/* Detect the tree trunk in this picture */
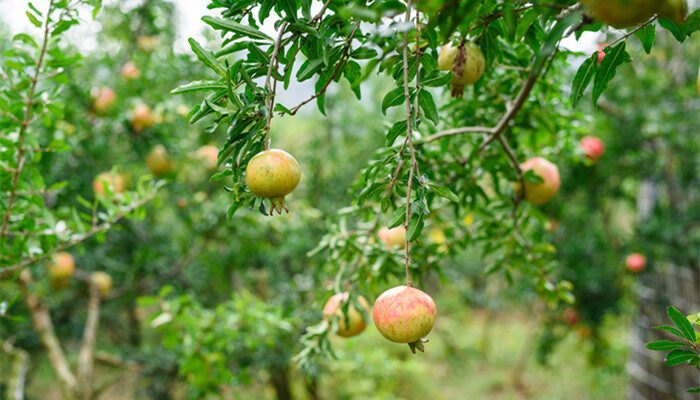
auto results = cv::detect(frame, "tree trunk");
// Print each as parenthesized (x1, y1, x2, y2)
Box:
(269, 365, 293, 400)
(1, 340, 29, 400)
(305, 376, 321, 400)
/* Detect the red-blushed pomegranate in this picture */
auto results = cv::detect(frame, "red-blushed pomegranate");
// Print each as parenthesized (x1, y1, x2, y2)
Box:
(92, 87, 116, 113)
(580, 136, 605, 162)
(121, 61, 141, 80)
(544, 218, 559, 233)
(196, 145, 219, 170)
(626, 253, 646, 273)
(520, 157, 561, 205)
(130, 103, 154, 132)
(373, 286, 436, 353)
(323, 292, 370, 338)
(438, 41, 485, 98)
(146, 145, 174, 176)
(564, 308, 579, 327)
(377, 226, 406, 249)
(48, 252, 75, 280)
(245, 149, 301, 214)
(90, 271, 112, 296)
(596, 44, 607, 64)
(93, 172, 126, 196)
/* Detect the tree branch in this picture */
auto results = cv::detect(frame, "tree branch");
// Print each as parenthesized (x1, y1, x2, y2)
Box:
(77, 284, 102, 398)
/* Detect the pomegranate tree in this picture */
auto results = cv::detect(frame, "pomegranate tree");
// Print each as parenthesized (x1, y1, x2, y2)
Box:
(323, 292, 370, 337)
(437, 41, 485, 98)
(626, 253, 646, 273)
(377, 226, 406, 249)
(580, 136, 605, 162)
(373, 286, 436, 353)
(245, 149, 301, 214)
(520, 157, 560, 205)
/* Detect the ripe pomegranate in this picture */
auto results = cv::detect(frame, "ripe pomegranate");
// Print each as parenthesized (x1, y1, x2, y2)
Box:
(48, 252, 75, 280)
(146, 145, 174, 176)
(377, 226, 406, 249)
(323, 292, 370, 337)
(626, 253, 646, 273)
(520, 157, 561, 205)
(92, 87, 116, 113)
(564, 308, 579, 327)
(373, 286, 436, 353)
(438, 41, 485, 98)
(121, 61, 141, 80)
(196, 145, 219, 170)
(596, 44, 607, 64)
(245, 149, 301, 214)
(130, 103, 155, 132)
(90, 271, 112, 296)
(93, 172, 126, 196)
(580, 136, 605, 162)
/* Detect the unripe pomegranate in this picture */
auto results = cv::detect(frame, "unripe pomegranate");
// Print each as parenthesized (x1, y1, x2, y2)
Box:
(323, 292, 370, 337)
(121, 61, 141, 80)
(146, 145, 175, 176)
(564, 308, 579, 327)
(130, 104, 155, 132)
(245, 149, 301, 214)
(626, 253, 646, 273)
(196, 145, 219, 170)
(438, 41, 485, 98)
(92, 87, 116, 113)
(580, 0, 659, 28)
(90, 271, 112, 296)
(580, 136, 605, 162)
(520, 157, 561, 205)
(596, 44, 607, 65)
(136, 35, 159, 52)
(377, 226, 406, 249)
(48, 252, 75, 280)
(93, 172, 126, 196)
(660, 0, 688, 23)
(373, 286, 436, 353)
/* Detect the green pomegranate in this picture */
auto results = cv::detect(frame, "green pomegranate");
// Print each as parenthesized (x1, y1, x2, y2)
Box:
(245, 149, 301, 214)
(438, 41, 485, 98)
(580, 0, 685, 28)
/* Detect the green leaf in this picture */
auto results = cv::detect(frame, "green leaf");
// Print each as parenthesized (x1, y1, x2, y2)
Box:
(667, 306, 697, 342)
(381, 87, 405, 115)
(634, 24, 655, 54)
(592, 42, 629, 106)
(386, 120, 407, 146)
(665, 349, 697, 366)
(188, 38, 226, 77)
(658, 17, 688, 42)
(653, 325, 684, 338)
(418, 91, 438, 124)
(201, 16, 272, 41)
(407, 213, 423, 242)
(427, 182, 459, 203)
(421, 70, 450, 87)
(570, 53, 597, 107)
(646, 340, 687, 351)
(26, 11, 42, 28)
(171, 81, 227, 94)
(688, 388, 700, 393)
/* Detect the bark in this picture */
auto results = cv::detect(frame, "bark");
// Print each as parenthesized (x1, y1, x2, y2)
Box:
(305, 376, 321, 400)
(269, 365, 293, 400)
(77, 284, 101, 399)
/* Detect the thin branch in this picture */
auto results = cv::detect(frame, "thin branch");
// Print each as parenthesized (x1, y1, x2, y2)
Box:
(263, 22, 290, 150)
(418, 126, 493, 143)
(0, 0, 56, 246)
(77, 284, 102, 398)
(0, 191, 158, 279)
(287, 23, 360, 115)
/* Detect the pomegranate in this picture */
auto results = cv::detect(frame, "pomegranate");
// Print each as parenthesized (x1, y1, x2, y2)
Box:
(544, 218, 559, 233)
(581, 0, 684, 28)
(146, 145, 175, 176)
(48, 252, 75, 280)
(564, 308, 579, 327)
(438, 41, 485, 98)
(136, 35, 159, 52)
(580, 136, 605, 162)
(93, 172, 126, 196)
(626, 253, 646, 273)
(245, 149, 301, 214)
(323, 292, 370, 337)
(373, 285, 436, 353)
(130, 103, 154, 132)
(596, 44, 607, 65)
(90, 271, 112, 296)
(92, 87, 116, 113)
(121, 61, 141, 80)
(377, 226, 406, 249)
(520, 157, 560, 205)
(196, 145, 219, 170)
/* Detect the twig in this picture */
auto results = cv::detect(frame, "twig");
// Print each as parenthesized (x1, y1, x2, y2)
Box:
(263, 22, 289, 150)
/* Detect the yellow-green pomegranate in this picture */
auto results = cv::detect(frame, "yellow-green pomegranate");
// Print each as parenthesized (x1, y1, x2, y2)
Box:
(438, 41, 485, 98)
(323, 292, 370, 337)
(580, 0, 685, 28)
(245, 149, 301, 214)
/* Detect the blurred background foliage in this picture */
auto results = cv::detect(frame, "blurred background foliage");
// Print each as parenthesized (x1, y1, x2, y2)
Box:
(0, 0, 698, 399)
